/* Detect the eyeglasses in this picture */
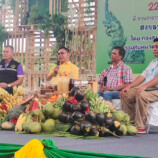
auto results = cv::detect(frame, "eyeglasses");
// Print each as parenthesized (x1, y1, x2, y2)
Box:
(153, 45, 158, 49)
(58, 52, 66, 55)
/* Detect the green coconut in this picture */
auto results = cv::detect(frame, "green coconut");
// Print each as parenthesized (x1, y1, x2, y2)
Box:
(31, 109, 40, 117)
(118, 124, 127, 136)
(22, 114, 33, 132)
(40, 111, 45, 122)
(43, 103, 54, 116)
(123, 113, 130, 123)
(127, 125, 137, 135)
(29, 122, 41, 133)
(51, 108, 62, 119)
(112, 110, 125, 122)
(42, 118, 55, 132)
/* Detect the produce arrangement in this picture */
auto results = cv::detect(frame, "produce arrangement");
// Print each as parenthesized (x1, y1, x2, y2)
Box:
(0, 86, 137, 138)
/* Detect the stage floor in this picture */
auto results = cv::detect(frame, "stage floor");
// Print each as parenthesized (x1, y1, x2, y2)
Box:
(0, 126, 158, 158)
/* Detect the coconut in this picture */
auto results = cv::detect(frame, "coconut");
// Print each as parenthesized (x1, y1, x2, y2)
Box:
(109, 121, 121, 131)
(112, 110, 125, 122)
(42, 119, 55, 132)
(80, 101, 89, 112)
(80, 121, 92, 134)
(70, 87, 80, 96)
(31, 109, 40, 117)
(117, 124, 127, 136)
(29, 122, 41, 133)
(89, 127, 99, 137)
(127, 125, 137, 135)
(104, 117, 114, 127)
(75, 91, 84, 102)
(71, 104, 81, 112)
(62, 101, 72, 112)
(96, 113, 105, 126)
(58, 112, 68, 123)
(43, 103, 54, 116)
(72, 111, 85, 121)
(40, 111, 45, 122)
(123, 113, 130, 123)
(66, 113, 74, 124)
(71, 124, 81, 135)
(85, 112, 96, 124)
(22, 114, 33, 132)
(51, 108, 62, 119)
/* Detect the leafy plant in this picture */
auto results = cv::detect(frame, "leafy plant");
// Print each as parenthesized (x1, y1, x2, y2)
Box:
(8, 0, 16, 12)
(28, 5, 44, 25)
(0, 24, 8, 60)
(51, 13, 68, 48)
(85, 0, 93, 15)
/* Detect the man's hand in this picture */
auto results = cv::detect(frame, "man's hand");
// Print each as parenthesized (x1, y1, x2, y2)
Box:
(120, 87, 130, 98)
(0, 83, 8, 88)
(136, 85, 147, 94)
(100, 86, 113, 92)
(53, 66, 59, 76)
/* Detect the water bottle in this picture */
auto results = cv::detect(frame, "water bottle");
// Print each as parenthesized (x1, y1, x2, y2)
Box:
(57, 74, 63, 95)
(63, 74, 69, 94)
(69, 74, 74, 91)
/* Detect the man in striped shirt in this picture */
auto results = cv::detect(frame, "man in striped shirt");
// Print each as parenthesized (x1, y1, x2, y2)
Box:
(98, 46, 133, 102)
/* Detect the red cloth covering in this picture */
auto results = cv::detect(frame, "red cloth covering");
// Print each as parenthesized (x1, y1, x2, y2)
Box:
(67, 96, 78, 104)
(10, 119, 17, 124)
(0, 102, 7, 111)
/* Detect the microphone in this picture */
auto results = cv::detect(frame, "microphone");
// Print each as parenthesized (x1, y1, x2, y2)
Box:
(57, 61, 60, 66)
(103, 76, 107, 87)
(54, 61, 60, 76)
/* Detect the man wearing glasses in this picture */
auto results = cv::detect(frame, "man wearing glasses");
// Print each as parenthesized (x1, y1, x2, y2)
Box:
(0, 45, 24, 94)
(47, 47, 79, 83)
(120, 38, 158, 134)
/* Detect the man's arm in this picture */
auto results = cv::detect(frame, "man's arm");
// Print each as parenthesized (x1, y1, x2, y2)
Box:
(10, 77, 23, 87)
(0, 77, 23, 88)
(120, 75, 145, 97)
(46, 66, 58, 81)
(136, 75, 158, 93)
(46, 72, 56, 81)
(126, 75, 145, 89)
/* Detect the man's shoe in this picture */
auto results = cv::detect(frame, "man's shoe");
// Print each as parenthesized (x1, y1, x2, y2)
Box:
(137, 129, 147, 134)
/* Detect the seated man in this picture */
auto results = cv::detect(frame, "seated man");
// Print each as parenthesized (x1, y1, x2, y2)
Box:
(120, 38, 158, 134)
(98, 46, 133, 102)
(0, 45, 24, 94)
(47, 47, 79, 84)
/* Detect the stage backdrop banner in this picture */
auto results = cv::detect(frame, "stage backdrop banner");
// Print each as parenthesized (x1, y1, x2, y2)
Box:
(96, 0, 158, 74)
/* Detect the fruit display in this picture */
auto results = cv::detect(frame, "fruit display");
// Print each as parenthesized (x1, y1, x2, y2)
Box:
(0, 88, 24, 112)
(57, 87, 137, 137)
(0, 86, 137, 138)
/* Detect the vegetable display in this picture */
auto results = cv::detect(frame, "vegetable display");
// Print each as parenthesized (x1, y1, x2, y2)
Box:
(0, 87, 137, 138)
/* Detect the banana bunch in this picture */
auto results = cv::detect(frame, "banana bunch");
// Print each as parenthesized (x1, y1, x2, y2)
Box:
(85, 88, 99, 101)
(13, 86, 26, 96)
(99, 97, 116, 111)
(15, 113, 26, 131)
(3, 94, 17, 110)
(89, 97, 110, 113)
(0, 108, 7, 115)
(14, 96, 23, 105)
(0, 88, 9, 100)
(2, 94, 23, 111)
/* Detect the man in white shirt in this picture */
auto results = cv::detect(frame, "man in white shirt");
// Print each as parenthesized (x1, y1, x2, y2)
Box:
(120, 38, 158, 134)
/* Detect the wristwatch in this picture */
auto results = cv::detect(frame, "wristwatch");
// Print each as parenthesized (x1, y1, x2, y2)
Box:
(8, 84, 11, 87)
